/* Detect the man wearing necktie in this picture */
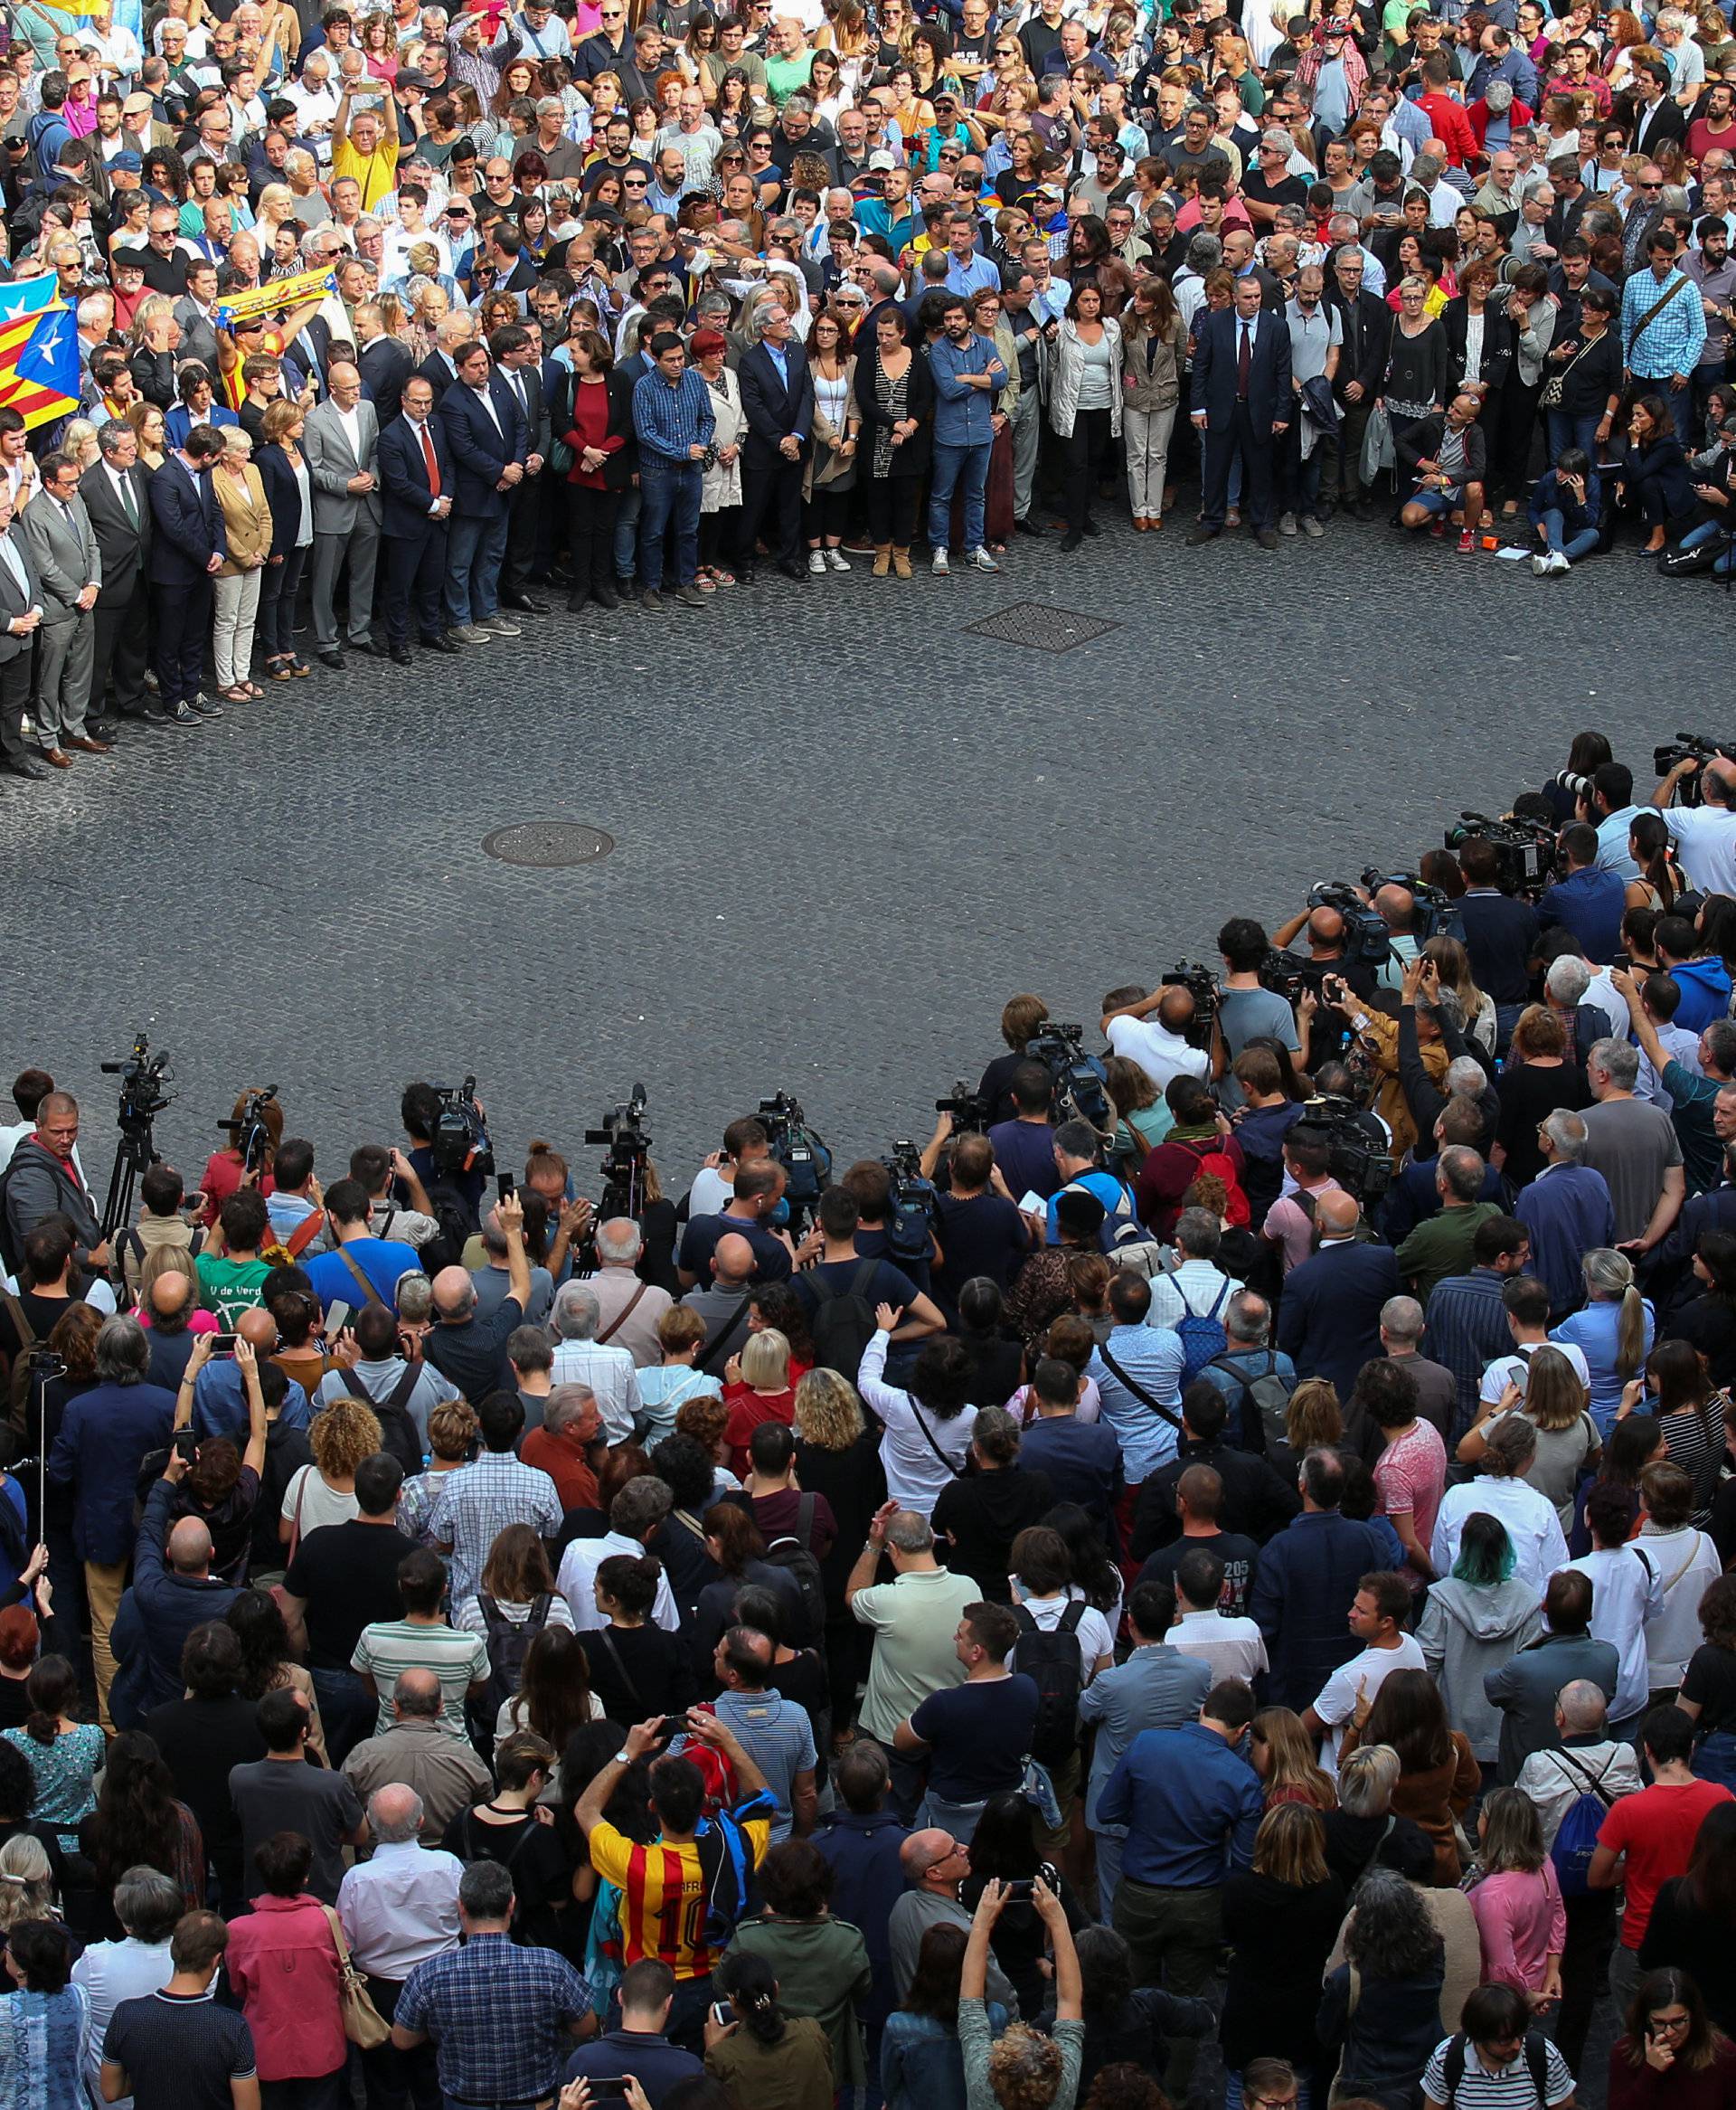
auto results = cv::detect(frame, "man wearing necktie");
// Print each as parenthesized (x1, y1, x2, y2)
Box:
(17, 451, 107, 767)
(80, 421, 156, 739)
(488, 324, 549, 614)
(377, 377, 459, 663)
(1186, 274, 1293, 549)
(0, 487, 46, 782)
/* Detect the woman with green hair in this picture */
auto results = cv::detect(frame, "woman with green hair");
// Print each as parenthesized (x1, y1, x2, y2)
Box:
(1416, 1513, 1544, 1783)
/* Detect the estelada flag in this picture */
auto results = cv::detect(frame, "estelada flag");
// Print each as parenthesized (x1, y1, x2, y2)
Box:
(0, 276, 80, 431)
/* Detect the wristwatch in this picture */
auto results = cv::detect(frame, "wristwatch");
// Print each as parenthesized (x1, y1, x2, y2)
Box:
(609, 1748, 633, 1769)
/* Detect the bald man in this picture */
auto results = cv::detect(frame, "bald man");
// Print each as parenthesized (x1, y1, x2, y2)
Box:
(107, 1436, 245, 1723)
(343, 1668, 492, 1840)
(422, 1189, 532, 1400)
(887, 1829, 1016, 2006)
(337, 1782, 463, 2091)
(1274, 1190, 1401, 1402)
(1654, 752, 1736, 897)
(191, 1304, 313, 1440)
(676, 1228, 760, 1367)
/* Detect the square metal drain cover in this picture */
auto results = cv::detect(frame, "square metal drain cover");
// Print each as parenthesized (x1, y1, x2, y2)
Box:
(964, 601, 1120, 652)
(483, 822, 615, 866)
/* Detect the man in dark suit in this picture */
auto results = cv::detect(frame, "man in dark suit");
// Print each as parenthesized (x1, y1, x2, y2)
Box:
(488, 323, 550, 612)
(377, 376, 458, 665)
(357, 307, 414, 431)
(146, 423, 228, 726)
(1630, 62, 1687, 158)
(736, 301, 816, 582)
(414, 317, 470, 409)
(81, 422, 155, 738)
(1324, 247, 1390, 520)
(437, 337, 529, 644)
(0, 485, 47, 781)
(1275, 1191, 1402, 1404)
(1186, 275, 1293, 549)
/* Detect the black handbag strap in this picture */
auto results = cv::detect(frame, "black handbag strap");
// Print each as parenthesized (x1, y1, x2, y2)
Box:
(908, 1397, 960, 1479)
(589, 1624, 646, 1714)
(1098, 1340, 1184, 1429)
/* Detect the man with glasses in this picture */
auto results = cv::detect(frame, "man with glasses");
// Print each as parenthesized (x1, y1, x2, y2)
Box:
(573, 2, 640, 98)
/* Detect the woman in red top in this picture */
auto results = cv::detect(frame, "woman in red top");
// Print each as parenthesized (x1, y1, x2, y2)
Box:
(1609, 1967, 1736, 2110)
(196, 1087, 282, 1226)
(221, 1831, 346, 2098)
(561, 327, 630, 613)
(723, 1329, 797, 1476)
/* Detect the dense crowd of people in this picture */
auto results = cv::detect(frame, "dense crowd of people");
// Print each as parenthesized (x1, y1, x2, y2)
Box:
(1, 0, 1736, 773)
(10, 733, 1736, 2110)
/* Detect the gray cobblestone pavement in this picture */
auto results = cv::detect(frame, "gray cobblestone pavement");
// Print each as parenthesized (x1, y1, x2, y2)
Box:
(0, 512, 1707, 1198)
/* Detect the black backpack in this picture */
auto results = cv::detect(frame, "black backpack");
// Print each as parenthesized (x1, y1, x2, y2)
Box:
(1013, 1600, 1085, 1767)
(476, 1590, 555, 1722)
(807, 1259, 882, 1377)
(762, 1492, 826, 1645)
(1205, 1350, 1297, 1458)
(340, 1363, 426, 1478)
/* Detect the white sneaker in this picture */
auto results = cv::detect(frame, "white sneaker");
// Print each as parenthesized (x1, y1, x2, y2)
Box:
(969, 546, 1002, 572)
(931, 548, 949, 575)
(1531, 553, 1550, 575)
(825, 548, 851, 572)
(807, 550, 827, 574)
(1278, 511, 1298, 536)
(1551, 550, 1571, 574)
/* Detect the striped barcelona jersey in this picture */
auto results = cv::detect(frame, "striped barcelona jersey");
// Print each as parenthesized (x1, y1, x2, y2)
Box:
(588, 1806, 771, 1980)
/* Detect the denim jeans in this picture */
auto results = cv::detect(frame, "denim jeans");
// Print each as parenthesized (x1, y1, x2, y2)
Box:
(918, 1790, 988, 1845)
(637, 456, 702, 590)
(614, 479, 642, 583)
(1681, 519, 1736, 573)
(445, 509, 508, 626)
(1096, 1828, 1126, 1922)
(1537, 506, 1600, 560)
(310, 1665, 378, 1767)
(1546, 409, 1602, 464)
(928, 438, 991, 551)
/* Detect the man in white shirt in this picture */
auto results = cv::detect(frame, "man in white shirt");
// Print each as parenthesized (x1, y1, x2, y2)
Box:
(336, 1781, 461, 2091)
(1167, 1546, 1269, 1685)
(1431, 1417, 1570, 1591)
(1478, 1275, 1592, 1403)
(550, 1279, 644, 1442)
(1100, 982, 1212, 1094)
(1556, 1481, 1665, 1730)
(1514, 1679, 1642, 1845)
(1301, 1570, 1425, 1775)
(1654, 753, 1736, 896)
(555, 1477, 680, 1632)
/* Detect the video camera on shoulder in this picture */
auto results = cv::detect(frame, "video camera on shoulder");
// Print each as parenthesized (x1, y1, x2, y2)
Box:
(882, 1138, 940, 1266)
(933, 1081, 992, 1132)
(1359, 869, 1463, 943)
(215, 1084, 278, 1174)
(1024, 1021, 1112, 1133)
(1655, 733, 1736, 809)
(429, 1074, 494, 1182)
(756, 1092, 832, 1235)
(1443, 811, 1556, 899)
(1307, 881, 1392, 967)
(1295, 1093, 1392, 1209)
(1159, 962, 1219, 1049)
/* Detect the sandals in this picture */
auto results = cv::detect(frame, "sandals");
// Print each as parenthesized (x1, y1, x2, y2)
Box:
(219, 683, 251, 703)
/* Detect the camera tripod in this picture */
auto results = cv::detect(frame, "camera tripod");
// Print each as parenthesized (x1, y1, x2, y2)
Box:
(99, 1118, 159, 1248)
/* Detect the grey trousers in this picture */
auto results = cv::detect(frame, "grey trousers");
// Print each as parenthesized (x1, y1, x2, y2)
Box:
(33, 610, 91, 745)
(1010, 385, 1042, 523)
(310, 522, 379, 648)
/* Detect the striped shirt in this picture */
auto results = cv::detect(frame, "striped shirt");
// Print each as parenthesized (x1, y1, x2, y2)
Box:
(631, 366, 716, 465)
(1420, 2033, 1574, 2110)
(1621, 265, 1707, 377)
(587, 1801, 772, 1981)
(350, 1618, 489, 1738)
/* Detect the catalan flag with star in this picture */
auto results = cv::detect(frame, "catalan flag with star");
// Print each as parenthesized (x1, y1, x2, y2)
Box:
(0, 276, 81, 432)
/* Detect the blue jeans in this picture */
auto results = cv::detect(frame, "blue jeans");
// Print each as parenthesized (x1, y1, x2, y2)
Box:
(1537, 506, 1600, 560)
(637, 457, 701, 590)
(613, 479, 642, 582)
(928, 438, 991, 551)
(1636, 378, 1698, 444)
(918, 1791, 988, 1844)
(310, 1665, 378, 1767)
(445, 509, 508, 626)
(1681, 518, 1736, 573)
(1547, 409, 1602, 464)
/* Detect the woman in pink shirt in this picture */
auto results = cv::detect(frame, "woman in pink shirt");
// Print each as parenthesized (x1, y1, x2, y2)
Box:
(222, 1831, 346, 2100)
(1467, 1788, 1567, 2009)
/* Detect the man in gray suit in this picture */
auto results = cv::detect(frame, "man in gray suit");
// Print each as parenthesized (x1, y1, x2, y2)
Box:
(302, 359, 382, 668)
(0, 484, 47, 781)
(172, 262, 223, 371)
(16, 451, 106, 767)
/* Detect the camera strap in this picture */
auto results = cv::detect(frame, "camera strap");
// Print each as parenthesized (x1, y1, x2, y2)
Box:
(597, 1280, 649, 1348)
(336, 1249, 388, 1310)
(1096, 1341, 1184, 1430)
(700, 1297, 751, 1374)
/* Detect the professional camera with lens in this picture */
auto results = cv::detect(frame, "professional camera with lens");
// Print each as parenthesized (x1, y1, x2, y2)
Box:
(1159, 964, 1219, 1050)
(100, 1033, 172, 1136)
(1655, 733, 1736, 809)
(1442, 812, 1556, 898)
(933, 1081, 992, 1133)
(882, 1139, 940, 1268)
(429, 1075, 495, 1182)
(1259, 949, 1333, 1005)
(1024, 1022, 1113, 1133)
(757, 1092, 833, 1235)
(585, 1083, 652, 1218)
(216, 1085, 278, 1175)
(1358, 870, 1463, 943)
(1307, 882, 1392, 968)
(1295, 1093, 1392, 1208)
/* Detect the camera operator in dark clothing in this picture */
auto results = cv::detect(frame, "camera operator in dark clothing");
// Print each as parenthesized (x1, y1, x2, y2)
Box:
(921, 1126, 1032, 1303)
(399, 1080, 488, 1236)
(977, 996, 1052, 1123)
(1455, 837, 1543, 1049)
(987, 1063, 1061, 1202)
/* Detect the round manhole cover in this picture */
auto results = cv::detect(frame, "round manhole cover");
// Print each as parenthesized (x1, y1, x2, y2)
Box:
(482, 821, 615, 867)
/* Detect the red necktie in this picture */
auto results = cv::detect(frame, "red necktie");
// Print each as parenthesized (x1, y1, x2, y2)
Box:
(1237, 319, 1251, 399)
(420, 423, 440, 497)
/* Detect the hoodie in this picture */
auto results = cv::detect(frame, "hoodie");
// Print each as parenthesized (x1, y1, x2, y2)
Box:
(1416, 1577, 1544, 1762)
(1671, 954, 1733, 1034)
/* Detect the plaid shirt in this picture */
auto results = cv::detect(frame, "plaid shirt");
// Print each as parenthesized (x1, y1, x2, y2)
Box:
(428, 1452, 561, 1604)
(396, 1931, 591, 2104)
(1622, 263, 1708, 377)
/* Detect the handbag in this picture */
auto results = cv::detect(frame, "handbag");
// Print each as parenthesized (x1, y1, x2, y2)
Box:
(319, 1903, 391, 2048)
(1540, 333, 1594, 411)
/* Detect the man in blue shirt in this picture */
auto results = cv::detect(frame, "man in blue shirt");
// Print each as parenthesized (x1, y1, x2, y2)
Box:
(1538, 823, 1627, 965)
(927, 296, 1005, 577)
(1514, 1112, 1616, 1318)
(942, 216, 1001, 298)
(1089, 1272, 1184, 1491)
(302, 1178, 422, 1314)
(631, 329, 715, 608)
(1097, 1679, 1261, 2093)
(1588, 762, 1641, 881)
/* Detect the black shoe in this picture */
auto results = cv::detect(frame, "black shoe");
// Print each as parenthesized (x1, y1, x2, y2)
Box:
(733, 567, 755, 585)
(641, 588, 664, 610)
(390, 643, 413, 666)
(567, 591, 591, 612)
(317, 650, 345, 669)
(189, 693, 224, 718)
(157, 703, 201, 728)
(420, 633, 461, 654)
(593, 583, 620, 610)
(776, 560, 808, 582)
(1353, 499, 1374, 520)
(501, 593, 546, 613)
(1014, 516, 1045, 537)
(1254, 526, 1279, 550)
(1080, 517, 1100, 536)
(1060, 529, 1082, 552)
(1184, 525, 1220, 546)
(3, 756, 48, 781)
(347, 637, 382, 657)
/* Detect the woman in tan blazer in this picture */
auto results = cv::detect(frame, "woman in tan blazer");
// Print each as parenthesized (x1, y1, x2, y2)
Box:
(212, 426, 272, 700)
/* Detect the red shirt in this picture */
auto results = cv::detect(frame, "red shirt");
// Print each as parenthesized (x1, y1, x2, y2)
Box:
(1415, 91, 1479, 166)
(521, 1424, 600, 1512)
(223, 1894, 346, 2082)
(722, 1386, 797, 1476)
(1599, 1777, 1734, 1949)
(563, 374, 623, 490)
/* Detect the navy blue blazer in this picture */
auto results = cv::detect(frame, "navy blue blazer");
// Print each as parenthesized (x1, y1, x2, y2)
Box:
(1191, 305, 1293, 431)
(1274, 1238, 1401, 1405)
(146, 455, 227, 586)
(378, 412, 456, 539)
(437, 374, 529, 520)
(739, 339, 816, 452)
(254, 440, 307, 563)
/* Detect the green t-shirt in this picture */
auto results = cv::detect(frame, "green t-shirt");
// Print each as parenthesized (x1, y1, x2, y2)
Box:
(764, 49, 815, 107)
(193, 1253, 275, 1324)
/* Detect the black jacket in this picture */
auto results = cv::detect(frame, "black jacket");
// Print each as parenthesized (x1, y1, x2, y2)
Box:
(853, 338, 935, 476)
(1327, 283, 1391, 402)
(1130, 1436, 1302, 1560)
(1440, 294, 1515, 393)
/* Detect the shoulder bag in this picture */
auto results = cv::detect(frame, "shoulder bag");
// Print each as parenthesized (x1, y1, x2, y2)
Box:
(1096, 1340, 1184, 1429)
(317, 1903, 391, 2048)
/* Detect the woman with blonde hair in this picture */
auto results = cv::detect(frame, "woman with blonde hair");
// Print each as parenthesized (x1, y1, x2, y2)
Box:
(211, 426, 270, 701)
(1467, 1787, 1564, 2005)
(400, 1397, 477, 1547)
(1273, 1377, 1341, 1481)
(723, 1329, 796, 1473)
(0, 1833, 56, 1934)
(278, 1397, 382, 1552)
(793, 1368, 885, 1740)
(1421, 935, 1495, 1055)
(1457, 1346, 1599, 1520)
(1250, 1707, 1335, 1812)
(1552, 1247, 1655, 1435)
(1221, 1804, 1344, 2106)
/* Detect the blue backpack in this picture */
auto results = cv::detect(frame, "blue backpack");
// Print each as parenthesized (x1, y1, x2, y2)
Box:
(1547, 1746, 1619, 1897)
(1173, 1278, 1231, 1385)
